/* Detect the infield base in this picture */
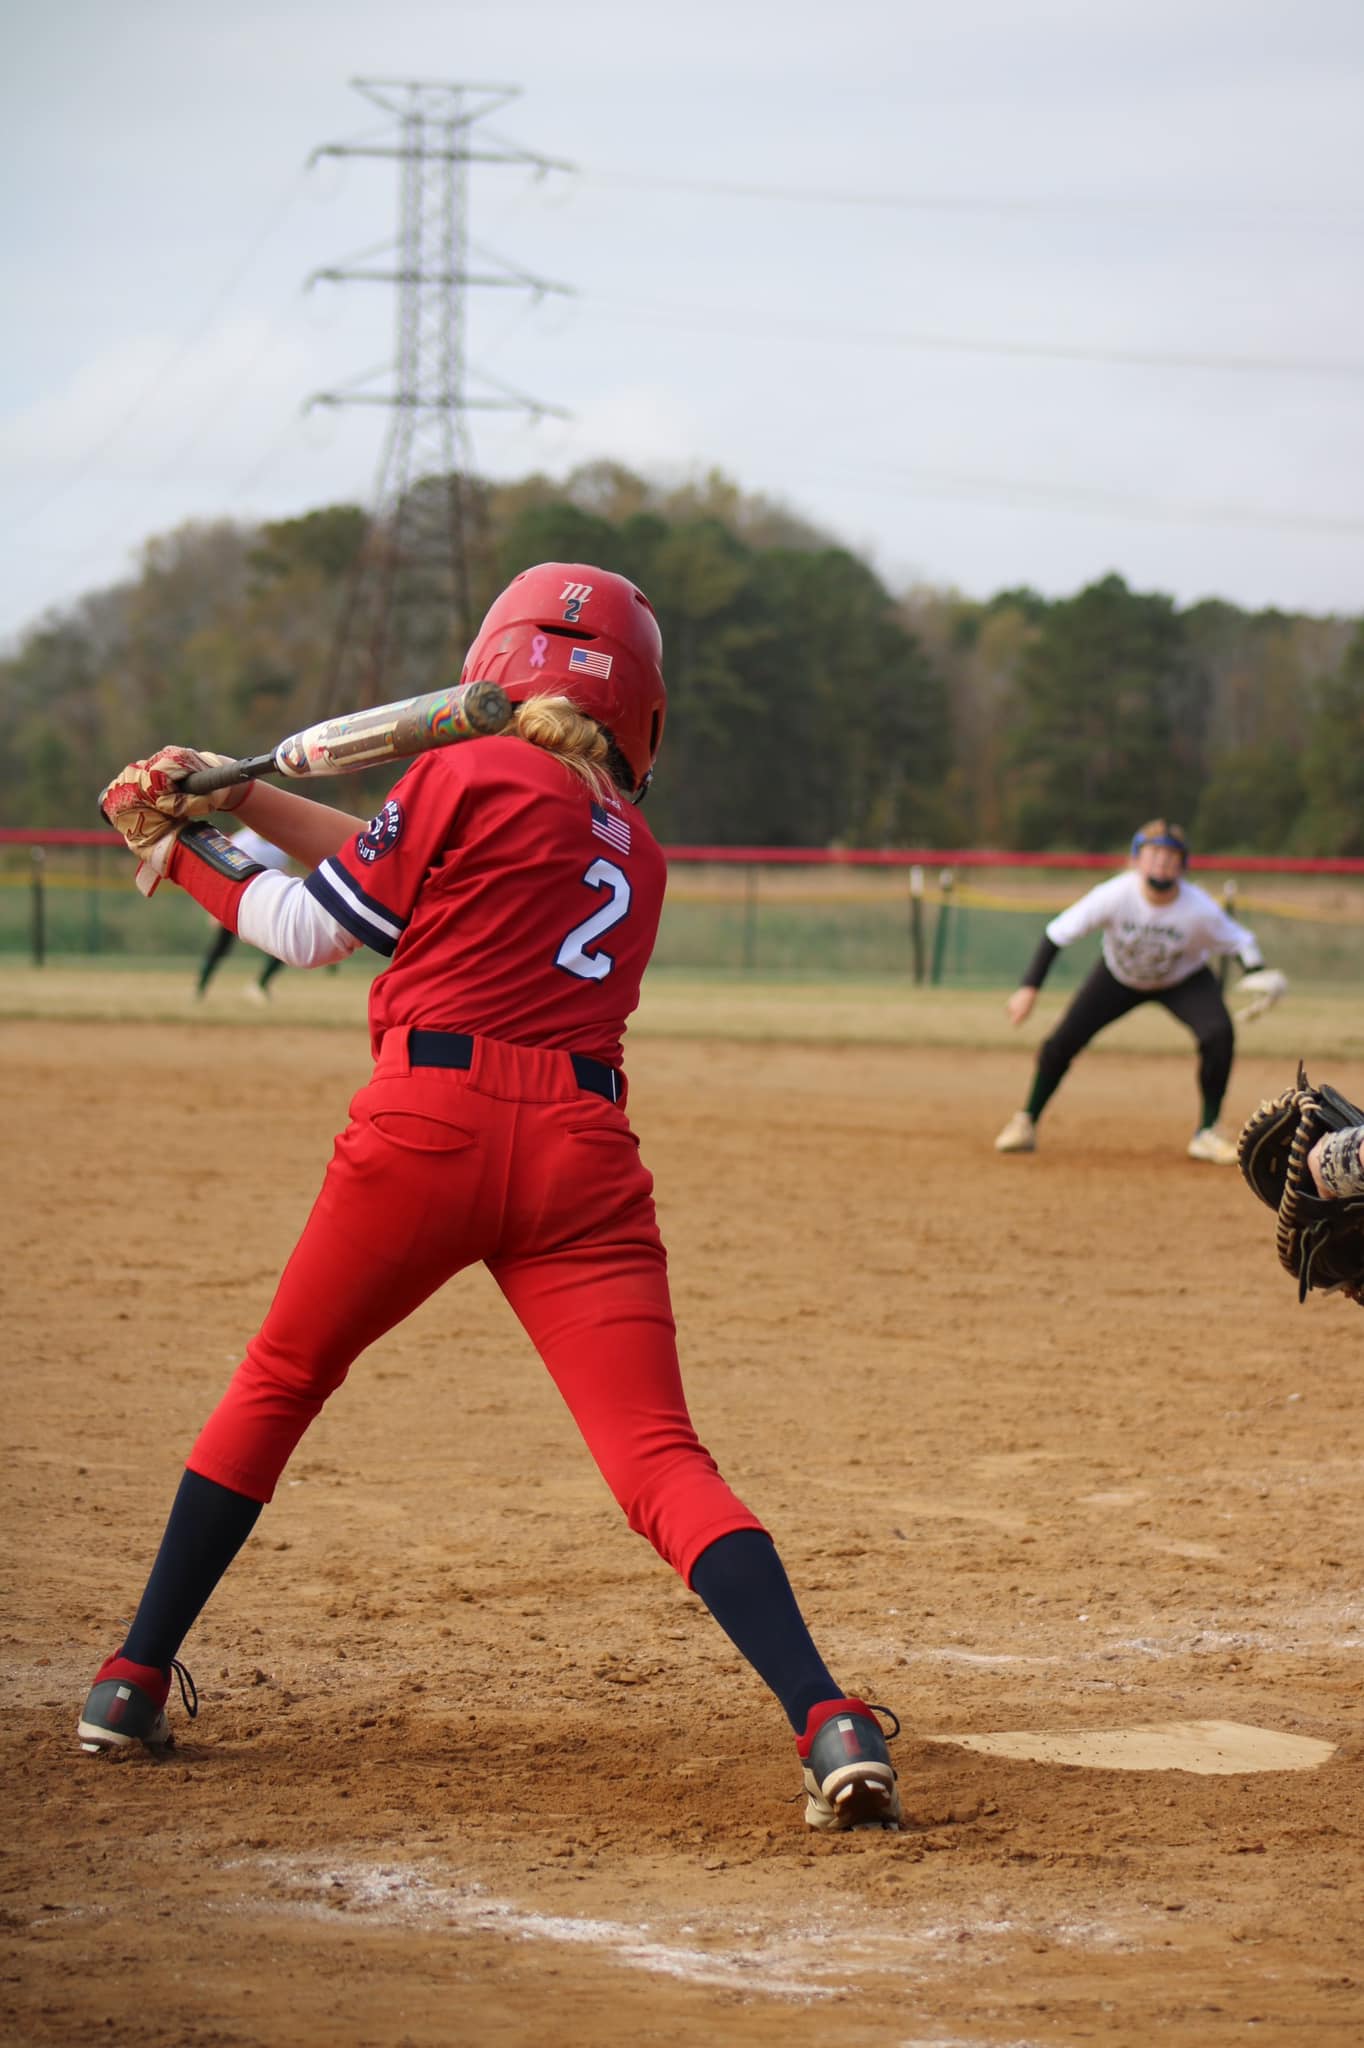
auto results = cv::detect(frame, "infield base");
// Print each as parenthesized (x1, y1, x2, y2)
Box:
(937, 1719, 1337, 1775)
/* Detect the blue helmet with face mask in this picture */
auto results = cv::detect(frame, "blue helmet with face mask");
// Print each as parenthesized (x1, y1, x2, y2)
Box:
(1130, 821, 1188, 864)
(1131, 819, 1188, 892)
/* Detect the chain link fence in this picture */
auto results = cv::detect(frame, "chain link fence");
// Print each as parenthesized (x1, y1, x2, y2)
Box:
(7, 840, 1364, 987)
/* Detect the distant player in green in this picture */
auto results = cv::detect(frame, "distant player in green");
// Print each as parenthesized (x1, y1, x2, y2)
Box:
(195, 825, 291, 1002)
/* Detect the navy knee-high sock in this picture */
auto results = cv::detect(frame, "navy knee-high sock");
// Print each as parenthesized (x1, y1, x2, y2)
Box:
(121, 1469, 263, 1670)
(689, 1529, 842, 1735)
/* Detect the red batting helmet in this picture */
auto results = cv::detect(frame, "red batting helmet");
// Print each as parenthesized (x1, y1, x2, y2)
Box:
(461, 563, 667, 801)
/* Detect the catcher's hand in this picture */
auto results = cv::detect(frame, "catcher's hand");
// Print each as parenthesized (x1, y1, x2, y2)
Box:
(1233, 967, 1288, 1024)
(1237, 1064, 1364, 1303)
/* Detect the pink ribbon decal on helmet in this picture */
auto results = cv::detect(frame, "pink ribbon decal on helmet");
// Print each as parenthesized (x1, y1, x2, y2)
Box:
(529, 633, 549, 668)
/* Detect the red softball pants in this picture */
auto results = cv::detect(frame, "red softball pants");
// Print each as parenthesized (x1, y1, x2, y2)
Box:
(187, 1029, 766, 1584)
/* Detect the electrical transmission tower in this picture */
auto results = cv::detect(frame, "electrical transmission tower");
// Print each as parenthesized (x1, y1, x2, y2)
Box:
(307, 79, 570, 717)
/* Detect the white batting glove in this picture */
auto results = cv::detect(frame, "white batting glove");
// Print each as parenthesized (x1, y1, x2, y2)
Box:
(99, 751, 192, 854)
(143, 745, 250, 820)
(1234, 967, 1288, 1024)
(99, 746, 248, 844)
(132, 827, 183, 899)
(99, 745, 243, 895)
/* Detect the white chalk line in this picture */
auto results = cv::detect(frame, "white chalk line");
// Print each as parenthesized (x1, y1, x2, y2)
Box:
(884, 1615, 1364, 1670)
(228, 1853, 1141, 2002)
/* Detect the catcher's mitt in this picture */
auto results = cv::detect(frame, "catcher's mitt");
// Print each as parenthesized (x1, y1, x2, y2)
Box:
(1237, 1063, 1364, 1302)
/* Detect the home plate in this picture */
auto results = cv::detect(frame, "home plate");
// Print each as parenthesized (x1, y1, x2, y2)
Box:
(937, 1720, 1337, 1775)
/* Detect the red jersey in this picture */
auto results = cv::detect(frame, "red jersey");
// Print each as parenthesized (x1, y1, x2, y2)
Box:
(304, 737, 666, 1064)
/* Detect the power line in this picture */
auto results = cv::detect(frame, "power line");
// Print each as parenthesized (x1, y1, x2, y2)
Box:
(579, 166, 1364, 235)
(586, 291, 1364, 382)
(825, 460, 1364, 538)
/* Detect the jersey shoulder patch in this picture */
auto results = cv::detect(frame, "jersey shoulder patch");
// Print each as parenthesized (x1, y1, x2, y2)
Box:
(355, 798, 403, 865)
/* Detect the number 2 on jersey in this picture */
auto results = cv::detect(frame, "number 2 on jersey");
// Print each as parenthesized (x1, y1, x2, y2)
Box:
(556, 858, 631, 981)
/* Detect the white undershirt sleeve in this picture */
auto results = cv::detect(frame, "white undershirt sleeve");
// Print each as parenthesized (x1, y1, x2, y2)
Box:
(236, 870, 363, 968)
(1214, 910, 1264, 969)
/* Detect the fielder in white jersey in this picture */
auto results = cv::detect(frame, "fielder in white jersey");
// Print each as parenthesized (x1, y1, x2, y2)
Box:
(994, 819, 1288, 1165)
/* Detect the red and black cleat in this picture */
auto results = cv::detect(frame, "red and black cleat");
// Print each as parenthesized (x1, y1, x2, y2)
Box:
(77, 1654, 198, 1757)
(797, 1696, 902, 1830)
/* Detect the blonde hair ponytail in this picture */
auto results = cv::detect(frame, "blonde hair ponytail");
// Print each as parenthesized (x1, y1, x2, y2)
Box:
(510, 694, 617, 802)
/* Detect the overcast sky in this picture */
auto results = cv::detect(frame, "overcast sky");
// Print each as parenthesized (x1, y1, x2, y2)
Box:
(4, 0, 1362, 651)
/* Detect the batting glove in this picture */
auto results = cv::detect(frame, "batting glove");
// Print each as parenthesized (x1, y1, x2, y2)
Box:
(99, 751, 190, 854)
(130, 825, 184, 899)
(99, 746, 249, 848)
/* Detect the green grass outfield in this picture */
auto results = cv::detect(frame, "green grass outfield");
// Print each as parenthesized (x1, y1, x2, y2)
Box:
(10, 853, 1364, 989)
(4, 954, 1364, 1061)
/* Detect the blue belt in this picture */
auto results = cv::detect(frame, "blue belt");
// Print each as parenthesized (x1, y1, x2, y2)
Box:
(406, 1029, 621, 1104)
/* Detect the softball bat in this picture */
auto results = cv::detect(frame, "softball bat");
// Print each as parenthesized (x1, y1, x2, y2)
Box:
(180, 680, 513, 795)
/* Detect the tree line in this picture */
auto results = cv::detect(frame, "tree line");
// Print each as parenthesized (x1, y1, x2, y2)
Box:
(2, 460, 1360, 854)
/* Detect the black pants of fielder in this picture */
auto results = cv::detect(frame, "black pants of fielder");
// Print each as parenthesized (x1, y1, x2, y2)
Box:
(197, 925, 286, 997)
(1029, 961, 1234, 1125)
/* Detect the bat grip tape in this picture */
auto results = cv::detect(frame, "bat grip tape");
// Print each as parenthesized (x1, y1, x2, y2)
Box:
(181, 753, 276, 795)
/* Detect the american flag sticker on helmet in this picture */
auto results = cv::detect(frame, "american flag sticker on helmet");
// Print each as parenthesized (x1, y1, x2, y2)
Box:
(569, 647, 613, 679)
(591, 802, 631, 855)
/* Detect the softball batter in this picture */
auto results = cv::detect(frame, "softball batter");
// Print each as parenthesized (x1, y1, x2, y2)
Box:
(994, 819, 1286, 1164)
(80, 562, 900, 1832)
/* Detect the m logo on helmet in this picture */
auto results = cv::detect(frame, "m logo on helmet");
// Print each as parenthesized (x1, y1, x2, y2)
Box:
(560, 581, 593, 623)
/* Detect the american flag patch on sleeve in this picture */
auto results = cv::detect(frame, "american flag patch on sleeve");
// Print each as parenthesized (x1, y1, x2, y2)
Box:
(591, 801, 632, 855)
(569, 647, 614, 679)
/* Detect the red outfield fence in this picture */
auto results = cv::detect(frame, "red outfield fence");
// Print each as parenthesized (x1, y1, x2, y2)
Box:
(5, 828, 1364, 875)
(4, 831, 1364, 982)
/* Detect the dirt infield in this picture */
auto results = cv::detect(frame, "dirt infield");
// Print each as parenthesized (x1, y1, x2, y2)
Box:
(4, 1018, 1362, 2047)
